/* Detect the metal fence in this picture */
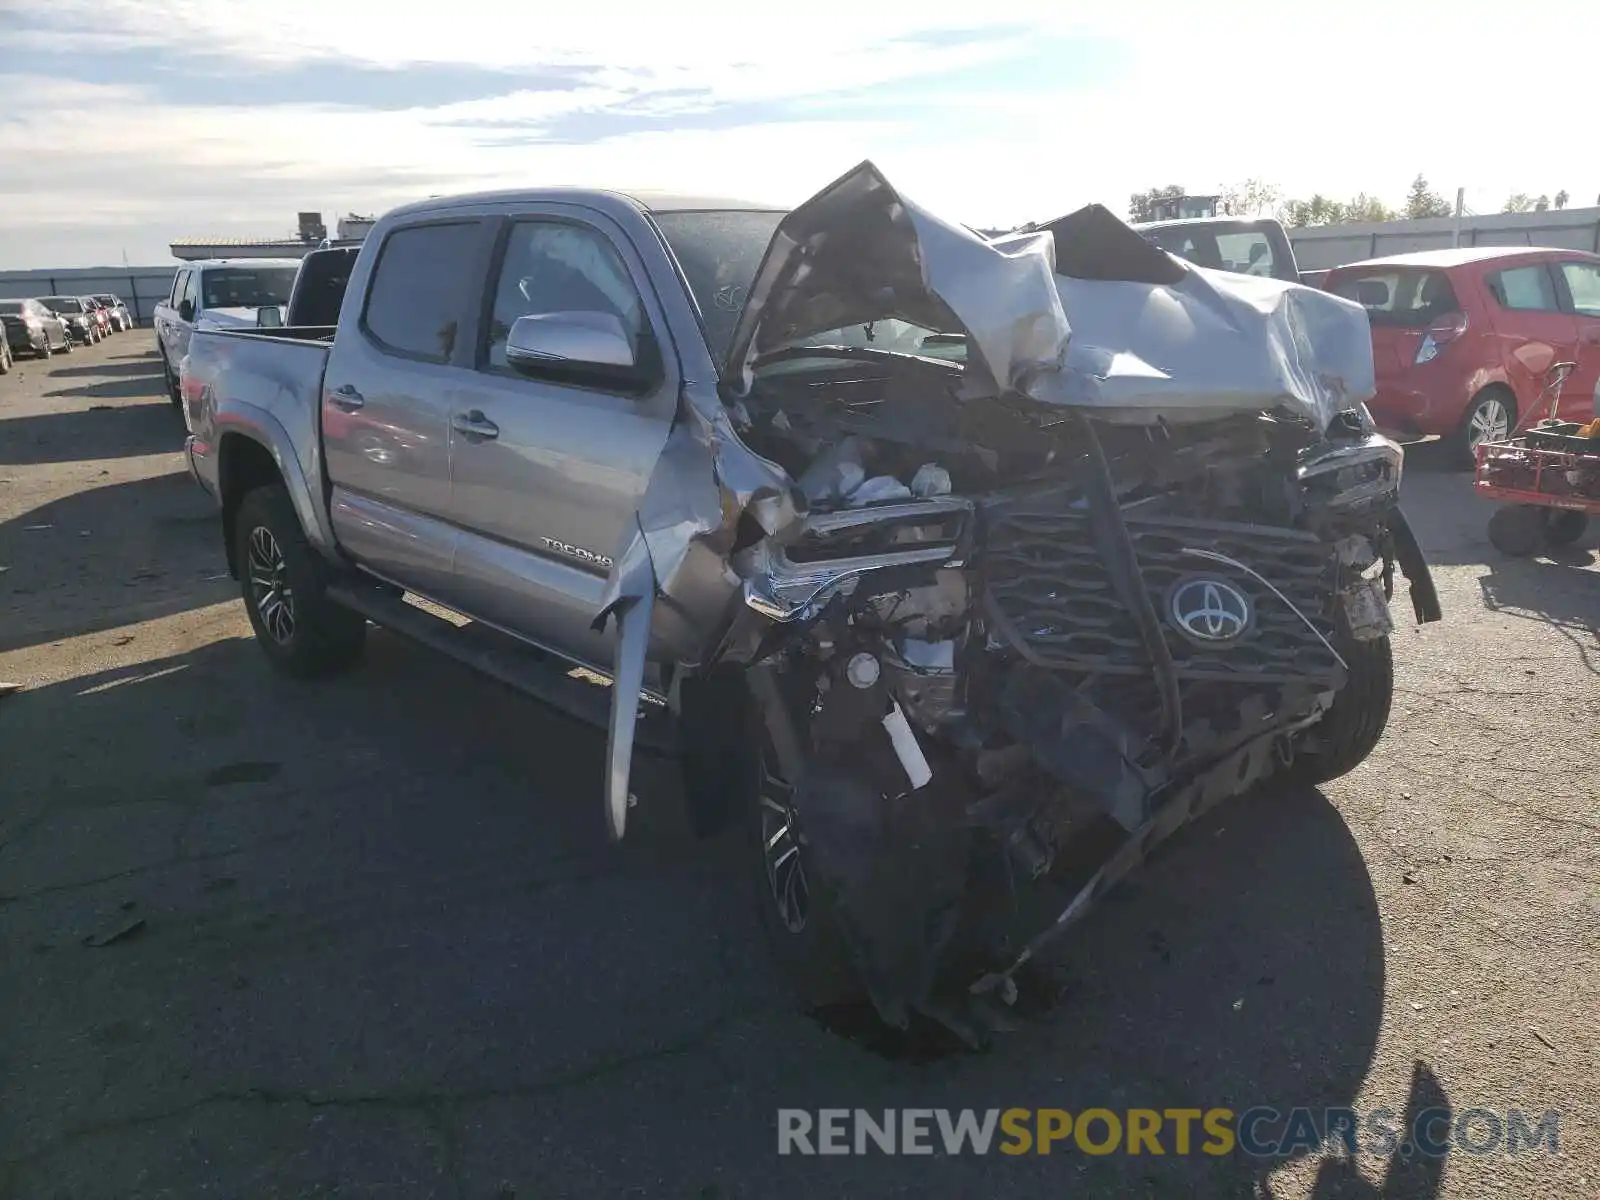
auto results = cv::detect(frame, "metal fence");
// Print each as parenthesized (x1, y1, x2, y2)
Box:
(1289, 206, 1600, 271)
(0, 266, 178, 329)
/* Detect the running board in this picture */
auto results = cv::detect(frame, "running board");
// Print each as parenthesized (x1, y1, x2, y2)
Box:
(326, 580, 678, 757)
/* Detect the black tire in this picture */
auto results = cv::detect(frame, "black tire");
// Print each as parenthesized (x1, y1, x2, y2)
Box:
(733, 693, 862, 1011)
(56, 333, 72, 355)
(1287, 635, 1395, 786)
(160, 350, 182, 409)
(1487, 504, 1546, 557)
(1544, 509, 1589, 548)
(1449, 387, 1515, 470)
(234, 485, 367, 678)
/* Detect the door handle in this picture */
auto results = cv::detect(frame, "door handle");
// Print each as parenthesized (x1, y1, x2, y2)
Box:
(452, 410, 499, 440)
(330, 384, 364, 411)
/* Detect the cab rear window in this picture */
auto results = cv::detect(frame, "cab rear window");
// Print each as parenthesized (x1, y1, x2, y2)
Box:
(1330, 269, 1458, 328)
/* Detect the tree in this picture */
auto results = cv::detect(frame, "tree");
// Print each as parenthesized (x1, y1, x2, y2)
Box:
(1404, 174, 1453, 220)
(1503, 193, 1534, 213)
(1222, 178, 1282, 217)
(1283, 194, 1348, 227)
(1533, 195, 1550, 212)
(1128, 185, 1186, 223)
(1555, 190, 1569, 210)
(1344, 193, 1398, 223)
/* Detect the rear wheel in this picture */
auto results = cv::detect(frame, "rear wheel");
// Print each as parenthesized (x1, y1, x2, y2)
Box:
(1450, 388, 1514, 470)
(0, 340, 11, 374)
(1287, 635, 1395, 786)
(1544, 509, 1589, 548)
(234, 485, 367, 678)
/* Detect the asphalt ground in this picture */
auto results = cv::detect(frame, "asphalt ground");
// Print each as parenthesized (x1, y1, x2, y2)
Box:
(1, 337, 1596, 1199)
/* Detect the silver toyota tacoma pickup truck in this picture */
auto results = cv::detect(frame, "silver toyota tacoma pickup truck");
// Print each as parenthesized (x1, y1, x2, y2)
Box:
(181, 162, 1441, 1042)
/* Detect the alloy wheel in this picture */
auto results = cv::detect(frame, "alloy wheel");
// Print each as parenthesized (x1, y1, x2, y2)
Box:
(758, 749, 810, 934)
(246, 526, 296, 644)
(1467, 397, 1511, 450)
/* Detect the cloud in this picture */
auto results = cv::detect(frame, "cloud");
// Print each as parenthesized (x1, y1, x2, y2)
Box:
(1, 0, 1597, 269)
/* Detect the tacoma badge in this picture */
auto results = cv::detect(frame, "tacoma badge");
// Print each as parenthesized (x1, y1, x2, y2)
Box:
(541, 537, 614, 568)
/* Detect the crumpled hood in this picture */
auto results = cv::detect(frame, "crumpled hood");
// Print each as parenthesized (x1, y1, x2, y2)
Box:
(720, 161, 1070, 401)
(1037, 261, 1377, 429)
(721, 164, 1375, 432)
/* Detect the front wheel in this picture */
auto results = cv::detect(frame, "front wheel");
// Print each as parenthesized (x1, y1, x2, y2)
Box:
(1487, 504, 1547, 557)
(234, 485, 367, 678)
(1286, 635, 1394, 786)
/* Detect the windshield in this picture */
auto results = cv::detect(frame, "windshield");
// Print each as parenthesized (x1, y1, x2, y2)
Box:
(201, 267, 297, 310)
(1141, 221, 1299, 282)
(650, 210, 785, 362)
(43, 296, 84, 313)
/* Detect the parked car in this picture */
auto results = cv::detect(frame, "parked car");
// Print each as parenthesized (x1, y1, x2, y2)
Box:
(92, 294, 132, 332)
(1325, 247, 1600, 466)
(177, 164, 1440, 1042)
(1131, 215, 1302, 282)
(154, 258, 301, 406)
(0, 298, 72, 357)
(40, 296, 99, 345)
(85, 296, 113, 338)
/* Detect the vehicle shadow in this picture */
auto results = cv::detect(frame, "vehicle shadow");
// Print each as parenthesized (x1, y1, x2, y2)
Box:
(1, 399, 178, 466)
(0, 627, 1396, 1197)
(1478, 559, 1600, 676)
(42, 376, 167, 404)
(45, 360, 165, 381)
(0, 470, 233, 652)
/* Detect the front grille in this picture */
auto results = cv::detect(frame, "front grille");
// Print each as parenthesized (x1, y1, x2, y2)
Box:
(982, 507, 1343, 684)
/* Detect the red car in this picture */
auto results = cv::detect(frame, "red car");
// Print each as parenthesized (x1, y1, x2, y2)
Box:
(1325, 248, 1600, 466)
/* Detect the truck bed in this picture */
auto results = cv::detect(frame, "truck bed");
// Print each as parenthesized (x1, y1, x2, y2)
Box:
(182, 325, 333, 546)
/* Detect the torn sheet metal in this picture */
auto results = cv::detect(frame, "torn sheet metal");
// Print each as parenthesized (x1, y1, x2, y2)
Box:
(1037, 264, 1378, 431)
(719, 160, 1071, 403)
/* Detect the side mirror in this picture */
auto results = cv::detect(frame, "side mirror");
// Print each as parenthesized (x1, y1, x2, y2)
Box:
(177, 299, 195, 323)
(257, 305, 283, 329)
(505, 312, 638, 379)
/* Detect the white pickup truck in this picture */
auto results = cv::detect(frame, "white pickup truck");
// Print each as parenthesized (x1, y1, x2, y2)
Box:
(154, 257, 300, 407)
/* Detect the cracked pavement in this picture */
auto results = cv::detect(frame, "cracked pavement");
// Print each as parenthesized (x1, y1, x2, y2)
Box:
(1, 341, 1596, 1198)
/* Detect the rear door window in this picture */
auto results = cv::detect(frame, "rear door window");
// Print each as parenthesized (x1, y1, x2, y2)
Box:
(361, 221, 481, 363)
(1557, 261, 1600, 317)
(1331, 269, 1458, 327)
(1485, 264, 1560, 312)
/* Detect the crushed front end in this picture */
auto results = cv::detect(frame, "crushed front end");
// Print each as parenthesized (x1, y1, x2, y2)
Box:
(602, 162, 1441, 1040)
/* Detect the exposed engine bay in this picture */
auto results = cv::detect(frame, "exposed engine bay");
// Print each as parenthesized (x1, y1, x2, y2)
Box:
(593, 161, 1443, 1043)
(713, 348, 1438, 1040)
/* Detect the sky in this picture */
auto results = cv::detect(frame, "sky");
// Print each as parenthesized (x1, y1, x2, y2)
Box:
(1, 0, 1597, 269)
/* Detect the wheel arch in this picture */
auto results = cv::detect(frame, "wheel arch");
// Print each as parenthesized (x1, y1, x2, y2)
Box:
(217, 432, 286, 578)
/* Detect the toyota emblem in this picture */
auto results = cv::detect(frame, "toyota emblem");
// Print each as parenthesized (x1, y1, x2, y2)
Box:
(1168, 576, 1252, 643)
